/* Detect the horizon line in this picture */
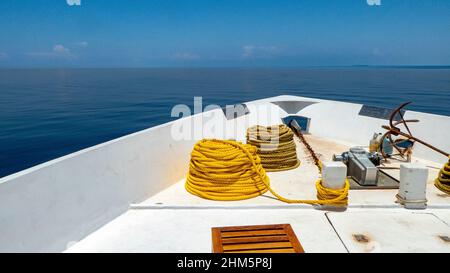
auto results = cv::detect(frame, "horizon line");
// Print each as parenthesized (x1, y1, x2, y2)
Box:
(1, 64, 450, 70)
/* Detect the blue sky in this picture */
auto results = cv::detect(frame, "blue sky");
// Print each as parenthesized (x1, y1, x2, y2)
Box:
(0, 0, 449, 67)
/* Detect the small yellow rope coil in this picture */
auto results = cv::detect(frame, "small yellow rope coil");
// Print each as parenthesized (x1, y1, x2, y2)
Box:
(246, 125, 300, 172)
(185, 139, 349, 206)
(435, 156, 450, 195)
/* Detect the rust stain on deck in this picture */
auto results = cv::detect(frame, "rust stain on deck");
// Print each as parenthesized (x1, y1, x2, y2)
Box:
(353, 234, 371, 243)
(438, 235, 450, 243)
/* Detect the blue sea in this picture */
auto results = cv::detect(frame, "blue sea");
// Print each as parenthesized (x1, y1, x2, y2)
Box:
(1, 67, 449, 178)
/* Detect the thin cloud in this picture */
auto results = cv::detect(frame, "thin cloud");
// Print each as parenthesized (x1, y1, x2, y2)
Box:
(26, 44, 74, 59)
(53, 44, 70, 54)
(242, 45, 255, 58)
(242, 45, 279, 59)
(75, 41, 88, 48)
(372, 48, 383, 56)
(0, 52, 8, 60)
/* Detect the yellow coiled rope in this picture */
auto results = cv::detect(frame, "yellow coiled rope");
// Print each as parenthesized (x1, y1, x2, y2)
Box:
(246, 125, 300, 172)
(435, 156, 450, 195)
(185, 139, 269, 201)
(185, 139, 349, 206)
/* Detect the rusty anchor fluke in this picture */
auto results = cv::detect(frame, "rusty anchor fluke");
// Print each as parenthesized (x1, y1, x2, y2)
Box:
(381, 102, 449, 158)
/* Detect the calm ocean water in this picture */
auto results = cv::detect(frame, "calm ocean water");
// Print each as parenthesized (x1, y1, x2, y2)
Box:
(0, 67, 449, 178)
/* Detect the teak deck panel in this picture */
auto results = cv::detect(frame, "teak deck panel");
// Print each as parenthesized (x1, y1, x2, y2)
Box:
(211, 224, 304, 253)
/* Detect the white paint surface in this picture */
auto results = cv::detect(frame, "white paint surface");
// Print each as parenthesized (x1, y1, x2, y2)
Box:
(0, 122, 196, 252)
(327, 211, 450, 253)
(66, 209, 346, 253)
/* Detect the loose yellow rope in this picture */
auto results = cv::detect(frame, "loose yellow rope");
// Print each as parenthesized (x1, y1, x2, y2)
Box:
(435, 156, 450, 195)
(246, 125, 300, 172)
(185, 139, 349, 206)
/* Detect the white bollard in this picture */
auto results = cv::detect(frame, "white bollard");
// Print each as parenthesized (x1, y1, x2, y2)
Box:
(396, 163, 428, 209)
(322, 161, 347, 189)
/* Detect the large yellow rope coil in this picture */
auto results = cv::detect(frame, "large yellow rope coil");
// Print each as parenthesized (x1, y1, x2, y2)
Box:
(185, 139, 270, 201)
(435, 156, 450, 195)
(246, 125, 300, 172)
(185, 139, 349, 206)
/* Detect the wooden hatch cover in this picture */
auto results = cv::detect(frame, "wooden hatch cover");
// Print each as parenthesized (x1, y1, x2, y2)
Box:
(211, 224, 304, 253)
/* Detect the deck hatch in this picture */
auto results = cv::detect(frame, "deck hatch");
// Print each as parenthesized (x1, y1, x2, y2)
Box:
(211, 224, 304, 253)
(282, 115, 310, 133)
(359, 105, 405, 121)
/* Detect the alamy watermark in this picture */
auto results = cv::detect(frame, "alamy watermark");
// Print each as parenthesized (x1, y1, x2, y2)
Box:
(170, 96, 283, 147)
(66, 0, 81, 6)
(367, 0, 381, 6)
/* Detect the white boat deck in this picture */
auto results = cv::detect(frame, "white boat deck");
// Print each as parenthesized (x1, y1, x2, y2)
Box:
(65, 208, 450, 253)
(66, 134, 450, 253)
(2, 95, 449, 252)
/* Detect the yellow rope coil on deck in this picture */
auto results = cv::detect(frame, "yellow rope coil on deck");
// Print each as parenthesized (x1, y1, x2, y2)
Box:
(185, 139, 269, 201)
(435, 156, 450, 195)
(246, 124, 300, 172)
(185, 139, 349, 206)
